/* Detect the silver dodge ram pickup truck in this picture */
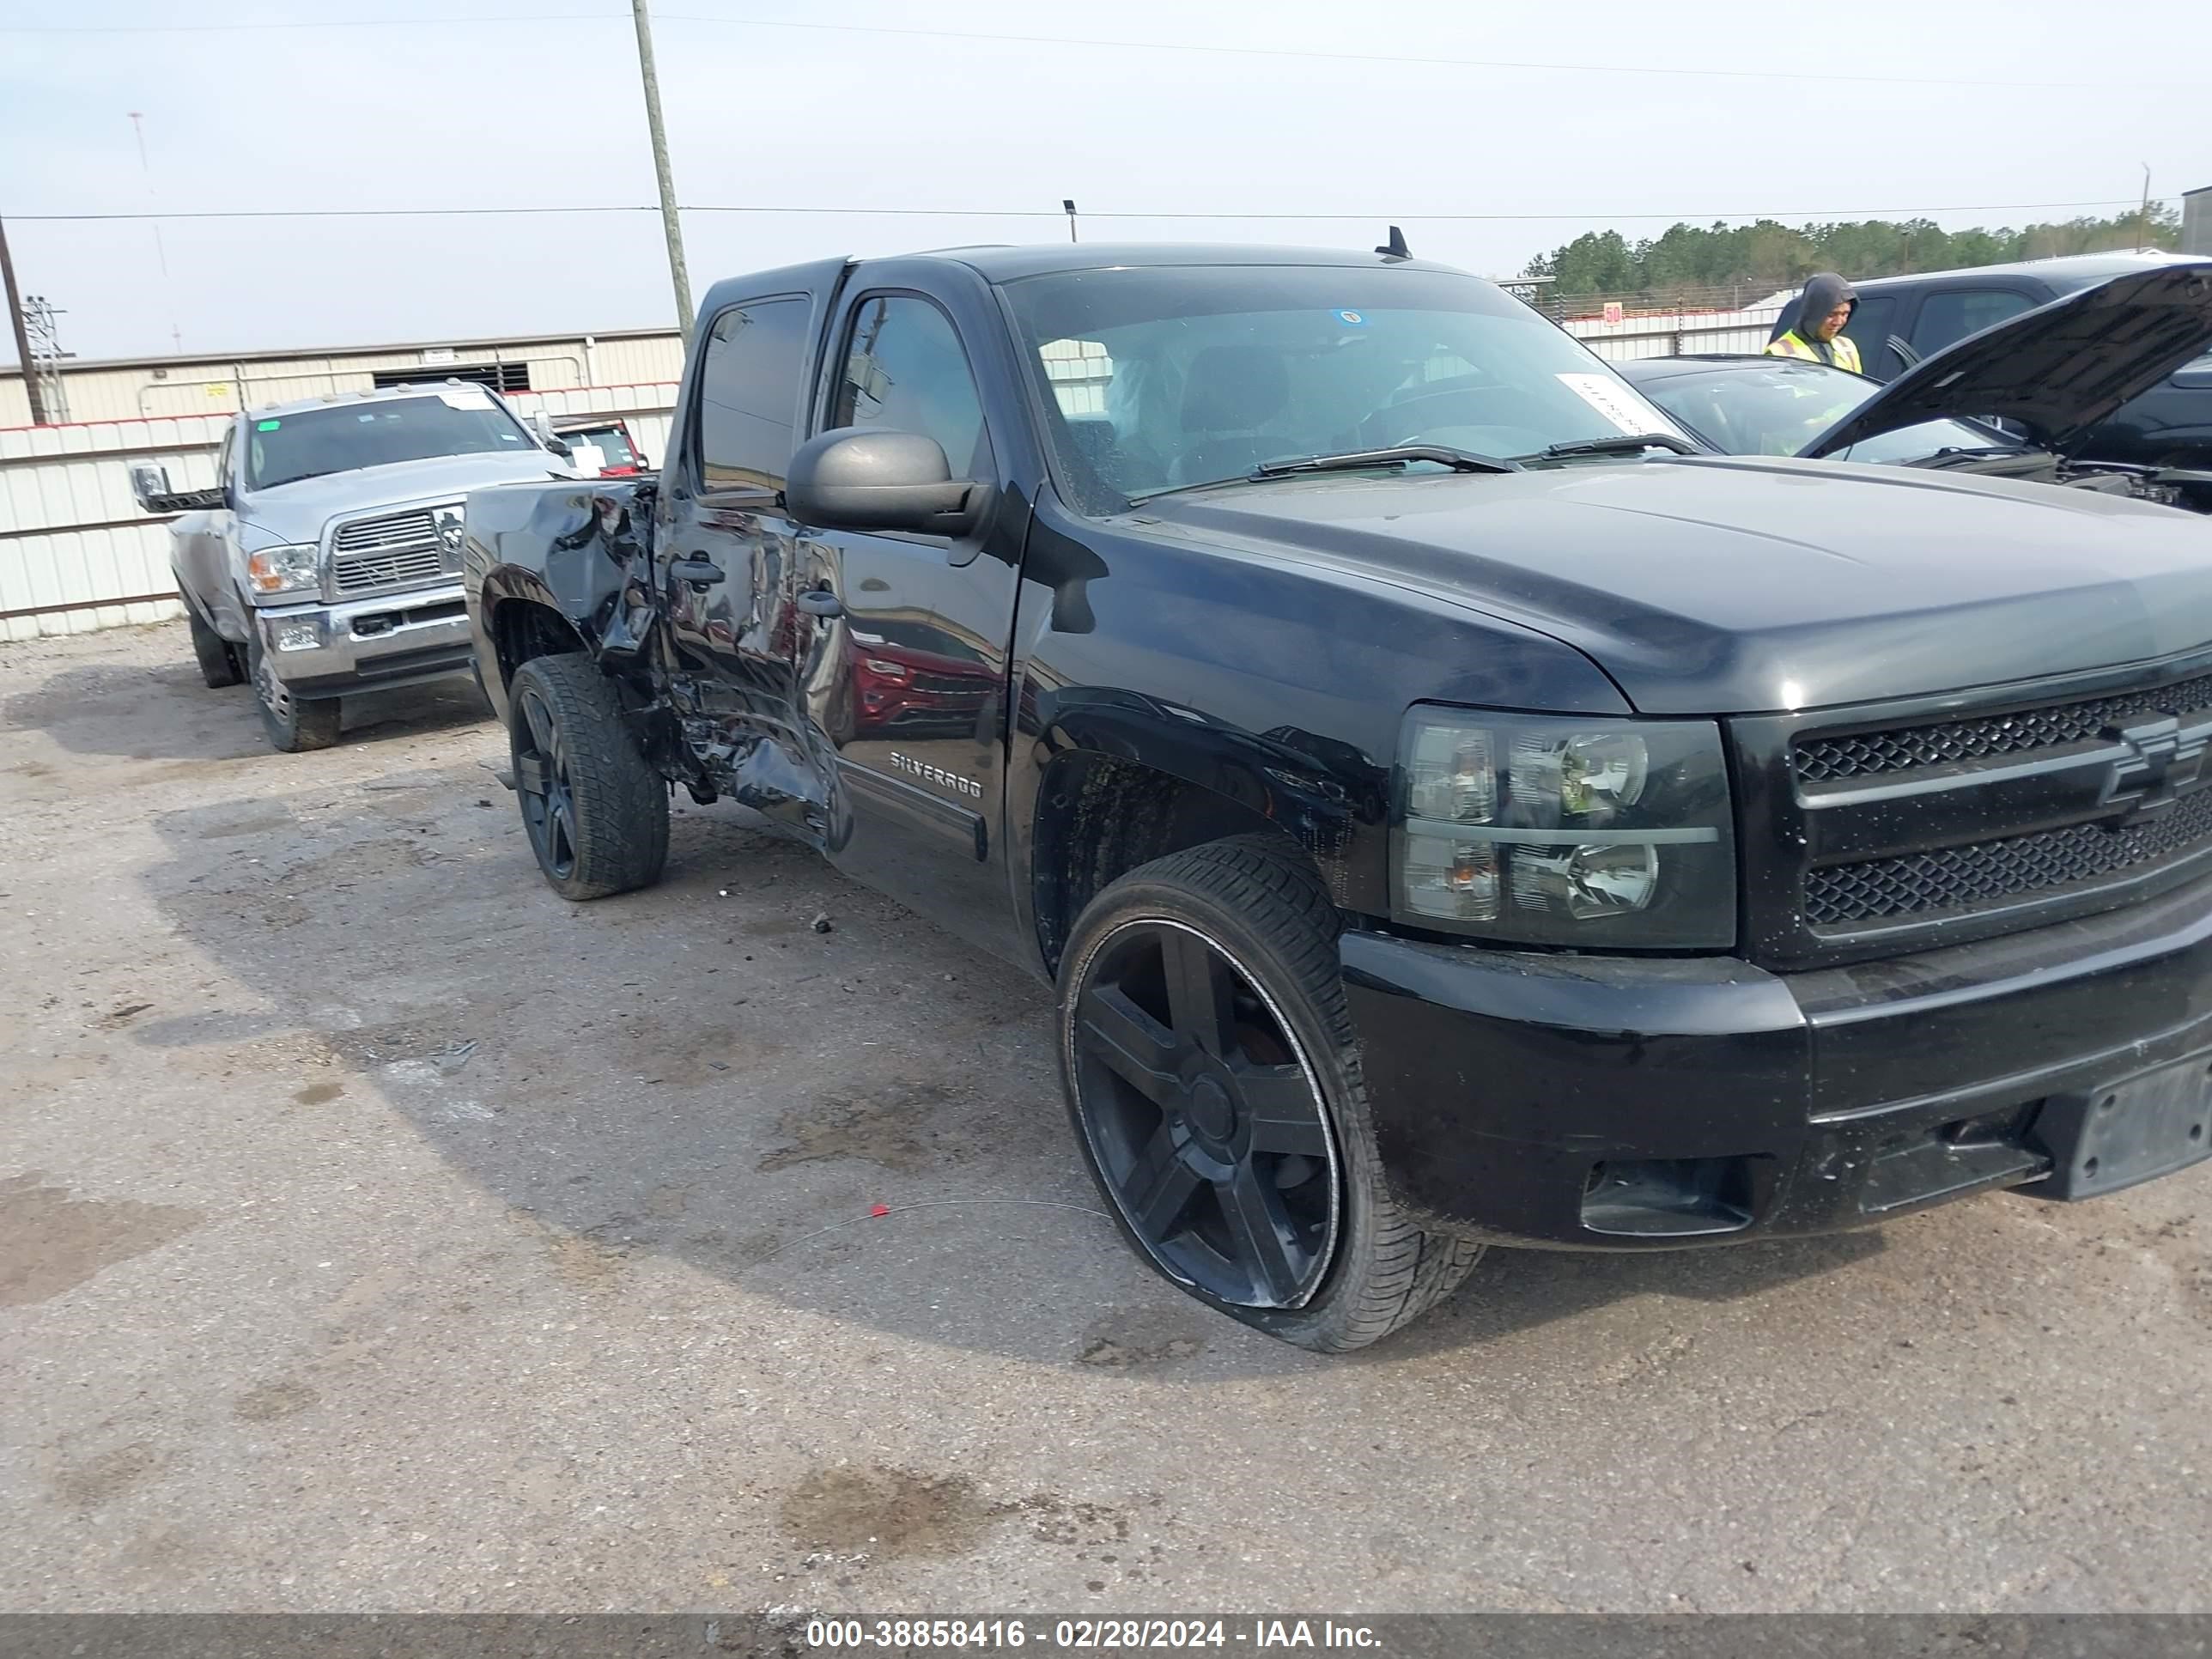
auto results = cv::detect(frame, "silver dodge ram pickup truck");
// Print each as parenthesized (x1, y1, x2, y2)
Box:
(131, 383, 582, 750)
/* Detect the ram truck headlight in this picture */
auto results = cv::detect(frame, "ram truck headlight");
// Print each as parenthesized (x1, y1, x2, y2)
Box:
(1394, 707, 1736, 949)
(246, 544, 320, 598)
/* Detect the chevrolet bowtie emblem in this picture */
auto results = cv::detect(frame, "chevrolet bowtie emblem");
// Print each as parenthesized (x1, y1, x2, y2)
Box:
(2102, 716, 2209, 828)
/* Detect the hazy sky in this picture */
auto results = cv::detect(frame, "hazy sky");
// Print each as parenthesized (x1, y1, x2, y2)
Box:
(4, 0, 2209, 364)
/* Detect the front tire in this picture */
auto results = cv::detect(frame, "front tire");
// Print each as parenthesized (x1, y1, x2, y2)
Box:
(1057, 836, 1485, 1352)
(507, 653, 669, 901)
(188, 605, 245, 689)
(248, 632, 342, 752)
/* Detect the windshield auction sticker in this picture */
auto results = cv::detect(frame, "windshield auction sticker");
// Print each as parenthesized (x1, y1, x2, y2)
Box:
(1556, 372, 1674, 436)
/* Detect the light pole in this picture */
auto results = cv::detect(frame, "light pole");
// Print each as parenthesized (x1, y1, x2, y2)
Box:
(631, 0, 694, 344)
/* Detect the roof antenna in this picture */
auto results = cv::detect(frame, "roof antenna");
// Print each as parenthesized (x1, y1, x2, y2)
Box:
(1376, 225, 1411, 260)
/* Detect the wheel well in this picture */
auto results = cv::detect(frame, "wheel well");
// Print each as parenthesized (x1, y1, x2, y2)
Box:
(491, 597, 588, 689)
(1031, 752, 1317, 974)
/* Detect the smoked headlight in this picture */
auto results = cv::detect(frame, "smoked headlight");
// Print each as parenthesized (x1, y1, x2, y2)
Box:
(1393, 707, 1735, 948)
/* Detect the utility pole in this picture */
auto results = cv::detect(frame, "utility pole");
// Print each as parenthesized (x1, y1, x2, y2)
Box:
(630, 0, 694, 345)
(2137, 164, 2154, 252)
(0, 215, 47, 427)
(129, 112, 184, 354)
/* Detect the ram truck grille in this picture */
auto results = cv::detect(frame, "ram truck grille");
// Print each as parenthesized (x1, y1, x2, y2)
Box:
(329, 507, 455, 597)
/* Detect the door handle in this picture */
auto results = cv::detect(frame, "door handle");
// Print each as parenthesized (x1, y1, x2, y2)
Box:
(796, 588, 844, 619)
(670, 555, 725, 586)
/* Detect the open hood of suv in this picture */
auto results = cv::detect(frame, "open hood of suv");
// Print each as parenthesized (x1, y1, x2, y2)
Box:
(1802, 260, 2212, 459)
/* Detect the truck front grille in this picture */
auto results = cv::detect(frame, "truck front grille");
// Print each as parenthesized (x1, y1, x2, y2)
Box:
(1737, 653, 2212, 968)
(1804, 782, 2212, 926)
(330, 507, 451, 597)
(1795, 672, 2212, 781)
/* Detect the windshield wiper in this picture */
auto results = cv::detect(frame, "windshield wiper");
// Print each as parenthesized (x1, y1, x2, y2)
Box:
(1253, 445, 1522, 478)
(1127, 445, 1518, 505)
(1921, 442, 2042, 467)
(1516, 432, 1698, 462)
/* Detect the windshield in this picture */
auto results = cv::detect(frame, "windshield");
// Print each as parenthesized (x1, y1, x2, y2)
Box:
(1631, 361, 2004, 465)
(562, 424, 639, 469)
(1001, 264, 1690, 509)
(246, 393, 535, 489)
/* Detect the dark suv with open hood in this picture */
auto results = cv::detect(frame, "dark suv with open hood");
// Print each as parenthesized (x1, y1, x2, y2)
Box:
(464, 243, 2212, 1351)
(1626, 262, 2212, 511)
(1772, 252, 2212, 478)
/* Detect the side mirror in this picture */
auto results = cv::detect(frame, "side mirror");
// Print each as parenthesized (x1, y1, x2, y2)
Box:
(547, 435, 575, 461)
(785, 429, 982, 538)
(528, 410, 564, 451)
(129, 460, 225, 514)
(130, 462, 169, 513)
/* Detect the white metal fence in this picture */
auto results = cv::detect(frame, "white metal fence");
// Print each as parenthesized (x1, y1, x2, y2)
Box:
(0, 385, 678, 641)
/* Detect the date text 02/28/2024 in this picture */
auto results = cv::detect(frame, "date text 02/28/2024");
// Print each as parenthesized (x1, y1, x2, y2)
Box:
(803, 1619, 1384, 1650)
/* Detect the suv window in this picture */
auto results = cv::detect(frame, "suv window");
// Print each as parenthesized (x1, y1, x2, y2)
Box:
(696, 297, 809, 492)
(829, 295, 994, 478)
(1911, 288, 2037, 356)
(1838, 293, 1902, 380)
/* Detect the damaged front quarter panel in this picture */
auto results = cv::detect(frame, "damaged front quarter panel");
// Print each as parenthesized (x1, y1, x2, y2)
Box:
(542, 480, 662, 662)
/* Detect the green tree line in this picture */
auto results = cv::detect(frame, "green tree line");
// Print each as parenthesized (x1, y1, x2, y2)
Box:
(1524, 207, 2182, 298)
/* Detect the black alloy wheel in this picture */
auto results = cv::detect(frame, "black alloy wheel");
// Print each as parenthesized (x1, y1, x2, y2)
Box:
(514, 681, 580, 884)
(504, 653, 669, 901)
(1058, 836, 1486, 1350)
(1070, 916, 1340, 1309)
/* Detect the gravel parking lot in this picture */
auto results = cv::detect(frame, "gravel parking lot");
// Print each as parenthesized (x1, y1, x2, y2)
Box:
(4, 620, 2211, 1615)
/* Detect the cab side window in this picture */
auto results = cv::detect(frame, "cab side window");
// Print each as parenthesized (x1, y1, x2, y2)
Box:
(696, 297, 810, 494)
(829, 295, 994, 479)
(1838, 293, 1901, 380)
(1911, 288, 2036, 357)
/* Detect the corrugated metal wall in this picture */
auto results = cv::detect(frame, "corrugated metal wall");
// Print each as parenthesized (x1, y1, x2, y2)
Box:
(1563, 303, 1787, 360)
(0, 388, 677, 641)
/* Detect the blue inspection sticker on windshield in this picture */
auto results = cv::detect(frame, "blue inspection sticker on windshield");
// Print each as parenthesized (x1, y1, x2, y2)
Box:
(1334, 308, 1370, 326)
(256, 419, 281, 431)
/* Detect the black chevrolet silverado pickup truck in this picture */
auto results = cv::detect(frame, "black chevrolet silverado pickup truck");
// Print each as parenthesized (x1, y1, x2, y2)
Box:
(464, 244, 2212, 1351)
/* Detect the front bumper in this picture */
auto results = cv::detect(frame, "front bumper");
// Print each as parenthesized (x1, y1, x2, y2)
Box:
(254, 584, 476, 699)
(1342, 872, 2212, 1248)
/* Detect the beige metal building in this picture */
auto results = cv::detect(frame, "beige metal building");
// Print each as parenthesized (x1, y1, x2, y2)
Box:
(3, 327, 685, 428)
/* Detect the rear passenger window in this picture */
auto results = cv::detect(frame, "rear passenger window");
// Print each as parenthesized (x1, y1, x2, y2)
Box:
(1911, 289, 2036, 356)
(696, 297, 809, 492)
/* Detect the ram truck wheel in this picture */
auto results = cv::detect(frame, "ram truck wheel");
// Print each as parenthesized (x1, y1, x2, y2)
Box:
(188, 605, 245, 689)
(248, 632, 342, 752)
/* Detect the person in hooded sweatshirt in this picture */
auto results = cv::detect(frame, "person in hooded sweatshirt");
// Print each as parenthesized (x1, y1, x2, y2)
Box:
(1765, 272, 1863, 373)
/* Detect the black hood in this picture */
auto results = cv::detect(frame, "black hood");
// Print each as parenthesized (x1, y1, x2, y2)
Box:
(1138, 459, 2212, 715)
(1802, 260, 2212, 459)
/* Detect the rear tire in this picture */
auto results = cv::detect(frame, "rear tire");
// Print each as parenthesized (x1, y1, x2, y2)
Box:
(1057, 835, 1485, 1352)
(248, 632, 342, 752)
(507, 653, 669, 901)
(188, 605, 244, 689)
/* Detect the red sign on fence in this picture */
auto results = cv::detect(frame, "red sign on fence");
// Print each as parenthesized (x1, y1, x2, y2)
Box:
(1602, 301, 1624, 325)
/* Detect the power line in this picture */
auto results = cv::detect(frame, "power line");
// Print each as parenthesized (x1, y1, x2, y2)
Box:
(9, 198, 2170, 226)
(4, 12, 621, 30)
(3, 9, 2191, 93)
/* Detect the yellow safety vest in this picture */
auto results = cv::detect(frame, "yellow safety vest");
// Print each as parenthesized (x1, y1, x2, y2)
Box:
(1767, 330, 1863, 374)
